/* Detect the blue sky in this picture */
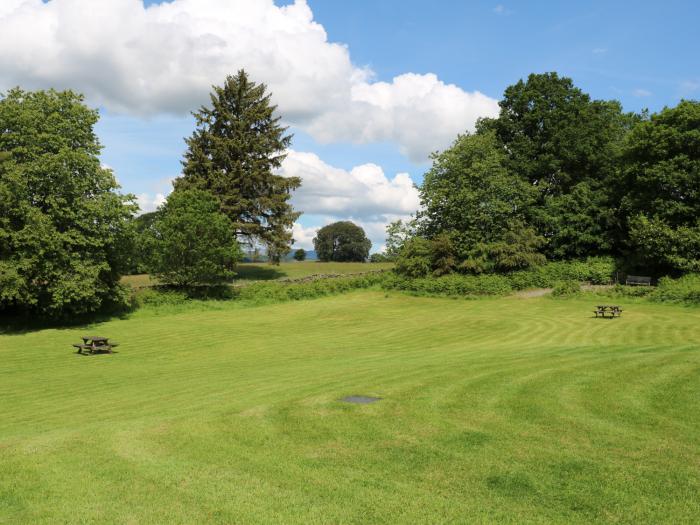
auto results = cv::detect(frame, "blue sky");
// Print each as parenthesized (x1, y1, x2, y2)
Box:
(3, 0, 699, 250)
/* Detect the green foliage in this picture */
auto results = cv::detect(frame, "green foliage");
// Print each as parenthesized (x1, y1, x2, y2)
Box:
(430, 232, 458, 276)
(369, 252, 391, 263)
(508, 257, 616, 290)
(394, 237, 432, 278)
(382, 272, 513, 297)
(0, 88, 136, 318)
(551, 280, 582, 297)
(145, 190, 242, 287)
(418, 131, 540, 259)
(391, 257, 616, 297)
(385, 218, 416, 260)
(650, 274, 700, 304)
(123, 211, 158, 274)
(293, 248, 307, 261)
(480, 72, 628, 259)
(602, 284, 655, 299)
(461, 220, 546, 274)
(234, 273, 386, 304)
(621, 100, 700, 274)
(313, 221, 371, 262)
(628, 215, 700, 273)
(175, 70, 301, 260)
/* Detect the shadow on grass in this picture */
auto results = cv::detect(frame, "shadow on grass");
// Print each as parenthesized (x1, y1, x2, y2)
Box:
(0, 284, 237, 335)
(0, 308, 133, 335)
(235, 265, 286, 281)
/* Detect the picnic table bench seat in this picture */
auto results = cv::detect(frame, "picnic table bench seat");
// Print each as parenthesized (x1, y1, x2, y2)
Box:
(72, 337, 118, 354)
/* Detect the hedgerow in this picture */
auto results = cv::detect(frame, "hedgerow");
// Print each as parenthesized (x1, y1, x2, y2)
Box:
(649, 274, 700, 304)
(380, 273, 512, 296)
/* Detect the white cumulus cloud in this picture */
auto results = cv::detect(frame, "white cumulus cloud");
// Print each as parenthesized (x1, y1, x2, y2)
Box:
(280, 150, 420, 251)
(280, 150, 420, 220)
(0, 0, 498, 162)
(135, 192, 166, 214)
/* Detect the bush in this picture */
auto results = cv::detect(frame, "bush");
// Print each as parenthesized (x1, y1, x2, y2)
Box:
(602, 284, 655, 299)
(133, 288, 189, 307)
(394, 237, 432, 278)
(369, 252, 391, 263)
(508, 257, 616, 290)
(145, 190, 242, 286)
(650, 274, 700, 304)
(551, 280, 582, 297)
(235, 273, 387, 304)
(381, 273, 512, 297)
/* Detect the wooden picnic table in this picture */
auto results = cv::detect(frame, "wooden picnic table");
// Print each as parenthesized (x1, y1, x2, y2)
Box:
(73, 336, 118, 354)
(594, 305, 622, 318)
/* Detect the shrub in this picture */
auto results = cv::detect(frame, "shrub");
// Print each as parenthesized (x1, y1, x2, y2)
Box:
(381, 273, 512, 297)
(394, 237, 432, 278)
(551, 280, 582, 297)
(508, 257, 616, 290)
(369, 252, 391, 263)
(235, 273, 387, 304)
(603, 284, 655, 299)
(650, 274, 700, 304)
(133, 288, 189, 307)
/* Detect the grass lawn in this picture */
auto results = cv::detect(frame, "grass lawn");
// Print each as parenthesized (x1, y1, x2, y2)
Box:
(121, 261, 392, 288)
(1, 292, 699, 523)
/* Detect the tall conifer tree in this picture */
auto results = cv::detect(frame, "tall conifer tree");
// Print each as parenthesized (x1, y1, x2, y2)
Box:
(175, 70, 301, 262)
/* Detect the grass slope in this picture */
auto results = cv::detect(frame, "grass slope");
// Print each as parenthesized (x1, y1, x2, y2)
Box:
(1, 293, 699, 523)
(122, 261, 393, 288)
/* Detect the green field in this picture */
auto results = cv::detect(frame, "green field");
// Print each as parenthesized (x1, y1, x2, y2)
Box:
(121, 261, 393, 288)
(1, 292, 699, 523)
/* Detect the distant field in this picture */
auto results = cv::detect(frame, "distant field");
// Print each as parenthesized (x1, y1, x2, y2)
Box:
(2, 292, 699, 523)
(121, 261, 393, 288)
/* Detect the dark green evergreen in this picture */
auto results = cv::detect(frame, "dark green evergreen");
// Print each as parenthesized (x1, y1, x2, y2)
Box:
(175, 70, 301, 264)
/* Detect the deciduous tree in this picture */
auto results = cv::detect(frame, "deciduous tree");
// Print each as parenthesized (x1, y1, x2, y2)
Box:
(313, 221, 371, 262)
(0, 88, 136, 317)
(621, 100, 700, 273)
(145, 190, 241, 287)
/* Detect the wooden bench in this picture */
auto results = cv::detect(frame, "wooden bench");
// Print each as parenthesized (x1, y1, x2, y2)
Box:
(626, 275, 652, 286)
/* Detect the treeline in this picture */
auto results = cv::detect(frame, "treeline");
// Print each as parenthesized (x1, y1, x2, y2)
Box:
(387, 73, 700, 279)
(0, 71, 300, 318)
(2, 71, 698, 319)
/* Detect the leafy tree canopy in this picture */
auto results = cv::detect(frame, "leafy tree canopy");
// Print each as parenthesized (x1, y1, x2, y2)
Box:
(0, 88, 136, 317)
(145, 190, 242, 287)
(293, 248, 306, 261)
(175, 70, 301, 264)
(621, 100, 700, 273)
(480, 72, 630, 259)
(313, 221, 371, 262)
(418, 131, 538, 254)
